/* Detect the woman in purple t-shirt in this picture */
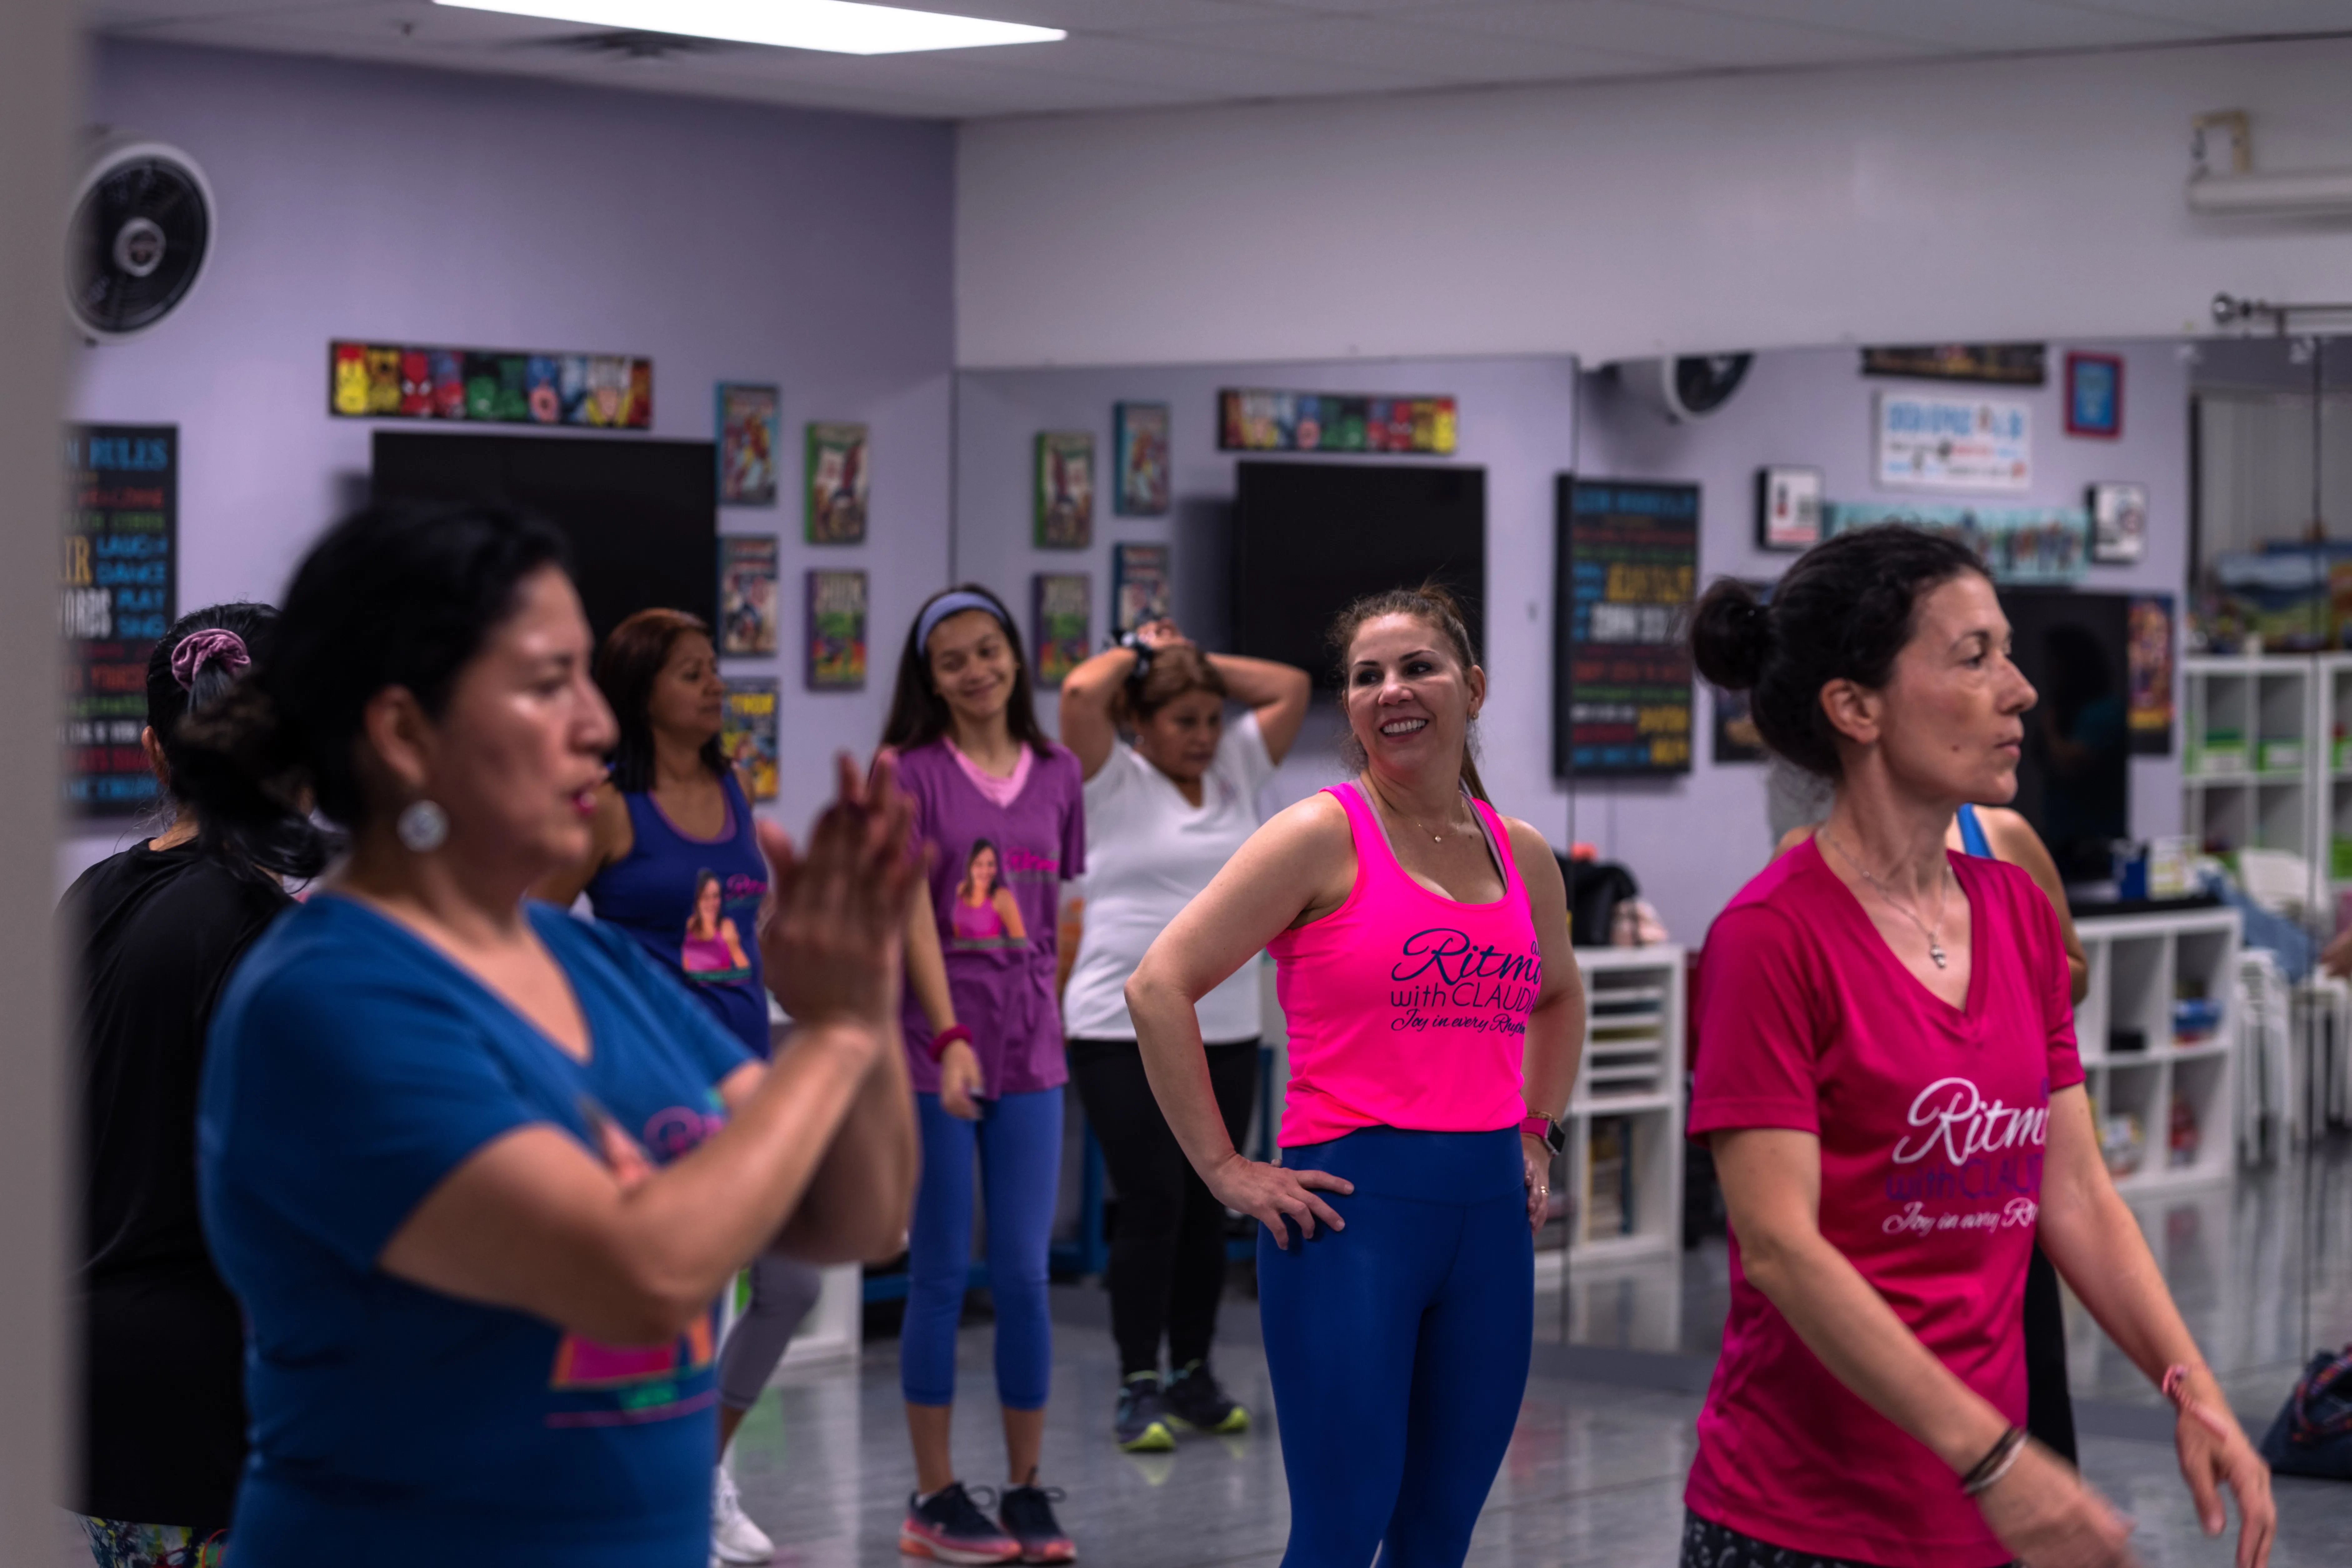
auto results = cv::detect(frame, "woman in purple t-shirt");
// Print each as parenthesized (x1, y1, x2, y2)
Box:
(881, 586, 1085, 1567)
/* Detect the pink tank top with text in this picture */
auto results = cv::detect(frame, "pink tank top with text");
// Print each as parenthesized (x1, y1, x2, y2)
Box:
(1266, 783, 1539, 1146)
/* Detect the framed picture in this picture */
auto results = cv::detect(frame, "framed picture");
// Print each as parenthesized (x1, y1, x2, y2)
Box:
(2090, 482, 2149, 565)
(1859, 344, 2046, 386)
(1111, 542, 1170, 637)
(2066, 352, 2123, 438)
(1035, 432, 1094, 549)
(805, 569, 867, 691)
(1113, 402, 1171, 516)
(805, 422, 869, 543)
(2127, 595, 2174, 756)
(717, 535, 779, 656)
(716, 383, 779, 506)
(1755, 466, 1822, 552)
(1032, 572, 1090, 686)
(720, 678, 779, 802)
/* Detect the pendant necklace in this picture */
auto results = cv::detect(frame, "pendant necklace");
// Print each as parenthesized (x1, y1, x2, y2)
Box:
(1823, 831, 1953, 969)
(1367, 776, 1457, 844)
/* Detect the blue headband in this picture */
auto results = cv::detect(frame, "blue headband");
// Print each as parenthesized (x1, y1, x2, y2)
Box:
(916, 591, 1007, 653)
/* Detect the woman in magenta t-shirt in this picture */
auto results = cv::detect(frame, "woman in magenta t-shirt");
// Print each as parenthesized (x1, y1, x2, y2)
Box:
(1687, 528, 2272, 1568)
(880, 586, 1085, 1567)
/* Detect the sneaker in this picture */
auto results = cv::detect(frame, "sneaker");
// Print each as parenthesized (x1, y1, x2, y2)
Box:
(1113, 1374, 1175, 1452)
(1164, 1360, 1249, 1435)
(712, 1465, 776, 1564)
(900, 1481, 1021, 1565)
(998, 1482, 1076, 1565)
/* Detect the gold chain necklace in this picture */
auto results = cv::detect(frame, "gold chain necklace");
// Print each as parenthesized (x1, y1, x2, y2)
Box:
(1822, 831, 1953, 969)
(1364, 775, 1466, 845)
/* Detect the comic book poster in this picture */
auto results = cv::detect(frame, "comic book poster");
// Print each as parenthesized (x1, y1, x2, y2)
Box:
(1859, 343, 2047, 386)
(1032, 573, 1090, 687)
(804, 422, 869, 544)
(1217, 389, 1457, 454)
(717, 384, 780, 507)
(62, 425, 176, 817)
(1113, 402, 1170, 516)
(329, 340, 650, 427)
(806, 570, 868, 691)
(720, 678, 779, 802)
(1826, 501, 2087, 585)
(718, 536, 779, 657)
(1035, 432, 1094, 549)
(1111, 543, 1170, 637)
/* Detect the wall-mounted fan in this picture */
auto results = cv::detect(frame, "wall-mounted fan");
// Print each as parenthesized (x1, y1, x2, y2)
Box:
(67, 130, 215, 344)
(1614, 352, 1754, 423)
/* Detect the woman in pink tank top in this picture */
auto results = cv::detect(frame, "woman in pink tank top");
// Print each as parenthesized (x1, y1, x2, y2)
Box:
(1128, 585, 1585, 1568)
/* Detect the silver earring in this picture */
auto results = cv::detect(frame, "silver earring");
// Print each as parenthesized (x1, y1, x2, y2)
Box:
(396, 799, 449, 853)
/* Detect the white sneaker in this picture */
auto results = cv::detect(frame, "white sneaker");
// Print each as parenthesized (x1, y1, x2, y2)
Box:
(712, 1464, 776, 1564)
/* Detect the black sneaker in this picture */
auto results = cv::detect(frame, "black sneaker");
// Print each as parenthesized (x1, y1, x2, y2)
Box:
(900, 1480, 1020, 1564)
(1113, 1373, 1175, 1452)
(997, 1482, 1076, 1564)
(1164, 1360, 1250, 1435)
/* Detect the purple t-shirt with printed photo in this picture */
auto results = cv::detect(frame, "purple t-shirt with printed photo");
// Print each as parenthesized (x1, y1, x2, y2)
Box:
(896, 738, 1085, 1096)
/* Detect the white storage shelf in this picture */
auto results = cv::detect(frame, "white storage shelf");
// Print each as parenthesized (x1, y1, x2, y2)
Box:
(2183, 656, 2316, 863)
(1561, 945, 1686, 1264)
(2072, 910, 2240, 1192)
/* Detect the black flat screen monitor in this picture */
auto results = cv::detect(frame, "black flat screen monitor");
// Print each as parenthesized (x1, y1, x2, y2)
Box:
(2000, 588, 2131, 884)
(372, 432, 716, 645)
(1231, 460, 1484, 685)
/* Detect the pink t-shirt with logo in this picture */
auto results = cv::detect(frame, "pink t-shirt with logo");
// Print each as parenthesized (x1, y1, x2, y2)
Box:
(1686, 840, 2083, 1568)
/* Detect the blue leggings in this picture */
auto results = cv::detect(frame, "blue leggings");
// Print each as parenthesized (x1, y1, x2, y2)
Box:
(1257, 1126, 1533, 1568)
(902, 1088, 1063, 1409)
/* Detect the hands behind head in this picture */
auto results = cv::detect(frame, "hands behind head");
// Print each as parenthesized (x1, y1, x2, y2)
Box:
(757, 751, 921, 1039)
(1135, 618, 1191, 652)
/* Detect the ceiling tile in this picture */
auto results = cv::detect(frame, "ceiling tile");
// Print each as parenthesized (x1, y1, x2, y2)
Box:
(1147, 13, 1672, 81)
(2058, 0, 2352, 32)
(1671, 0, 2209, 50)
(1443, 0, 1932, 67)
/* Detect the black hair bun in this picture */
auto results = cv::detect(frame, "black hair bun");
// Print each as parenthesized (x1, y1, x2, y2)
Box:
(1690, 579, 1772, 691)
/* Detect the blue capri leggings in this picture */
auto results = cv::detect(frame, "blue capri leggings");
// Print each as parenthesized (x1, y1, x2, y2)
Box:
(1258, 1125, 1533, 1568)
(902, 1088, 1063, 1410)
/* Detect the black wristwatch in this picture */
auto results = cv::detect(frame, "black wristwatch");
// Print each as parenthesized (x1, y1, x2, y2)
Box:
(1520, 1112, 1569, 1156)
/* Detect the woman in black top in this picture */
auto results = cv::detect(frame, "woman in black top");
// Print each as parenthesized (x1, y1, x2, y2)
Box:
(64, 604, 327, 1565)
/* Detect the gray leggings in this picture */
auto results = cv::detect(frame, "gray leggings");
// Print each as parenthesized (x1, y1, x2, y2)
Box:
(719, 1255, 825, 1411)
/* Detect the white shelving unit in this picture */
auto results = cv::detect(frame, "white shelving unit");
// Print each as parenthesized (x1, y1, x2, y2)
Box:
(2182, 654, 2317, 864)
(2073, 910, 2240, 1191)
(1561, 945, 1686, 1264)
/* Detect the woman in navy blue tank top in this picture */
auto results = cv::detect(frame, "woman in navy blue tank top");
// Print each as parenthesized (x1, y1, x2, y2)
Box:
(536, 609, 815, 1567)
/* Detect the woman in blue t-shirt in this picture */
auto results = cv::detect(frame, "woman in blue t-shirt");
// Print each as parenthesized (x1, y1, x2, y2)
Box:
(534, 607, 821, 1567)
(182, 502, 921, 1568)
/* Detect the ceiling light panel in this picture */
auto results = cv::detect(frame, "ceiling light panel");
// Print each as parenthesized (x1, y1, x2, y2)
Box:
(432, 0, 1066, 54)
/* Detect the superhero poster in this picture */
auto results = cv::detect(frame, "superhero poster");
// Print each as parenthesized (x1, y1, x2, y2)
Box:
(1032, 573, 1090, 687)
(1110, 543, 1170, 638)
(720, 679, 779, 803)
(717, 536, 779, 657)
(62, 425, 177, 816)
(806, 570, 868, 691)
(1114, 402, 1170, 516)
(717, 383, 780, 507)
(805, 422, 870, 544)
(1035, 432, 1094, 550)
(328, 340, 652, 428)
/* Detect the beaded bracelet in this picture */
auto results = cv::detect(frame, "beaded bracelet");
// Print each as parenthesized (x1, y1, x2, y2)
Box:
(927, 1023, 973, 1063)
(1959, 1426, 2028, 1497)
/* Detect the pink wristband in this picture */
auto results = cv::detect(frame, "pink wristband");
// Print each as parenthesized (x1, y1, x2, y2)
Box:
(927, 1024, 972, 1063)
(2162, 1362, 2237, 1440)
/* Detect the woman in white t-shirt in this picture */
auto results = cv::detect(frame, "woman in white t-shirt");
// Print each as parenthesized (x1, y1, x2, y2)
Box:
(1058, 620, 1309, 1453)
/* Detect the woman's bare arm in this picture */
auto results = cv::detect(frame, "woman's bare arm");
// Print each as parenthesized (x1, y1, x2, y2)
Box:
(1126, 795, 1358, 1246)
(379, 753, 920, 1345)
(1979, 806, 2090, 1005)
(1058, 646, 1141, 779)
(2038, 1087, 2274, 1566)
(1205, 653, 1312, 763)
(530, 782, 630, 907)
(1508, 820, 1583, 1233)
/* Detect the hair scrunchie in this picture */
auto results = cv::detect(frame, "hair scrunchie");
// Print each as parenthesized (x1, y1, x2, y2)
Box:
(170, 628, 252, 692)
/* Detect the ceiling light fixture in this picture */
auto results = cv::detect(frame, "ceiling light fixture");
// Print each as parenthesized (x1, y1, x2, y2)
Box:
(433, 0, 1064, 55)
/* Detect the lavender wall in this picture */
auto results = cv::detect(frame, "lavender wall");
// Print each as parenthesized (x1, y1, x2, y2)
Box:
(961, 342, 2191, 946)
(1574, 339, 2191, 942)
(64, 41, 955, 880)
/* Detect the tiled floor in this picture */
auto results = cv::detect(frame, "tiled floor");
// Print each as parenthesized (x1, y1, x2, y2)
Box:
(56, 1151, 2352, 1566)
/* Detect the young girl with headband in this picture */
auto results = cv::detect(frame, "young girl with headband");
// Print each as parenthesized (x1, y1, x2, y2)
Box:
(883, 586, 1086, 1566)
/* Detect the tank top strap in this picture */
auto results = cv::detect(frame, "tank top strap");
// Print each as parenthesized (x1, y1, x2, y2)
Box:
(1468, 796, 1526, 900)
(1955, 801, 1992, 859)
(1324, 782, 1409, 893)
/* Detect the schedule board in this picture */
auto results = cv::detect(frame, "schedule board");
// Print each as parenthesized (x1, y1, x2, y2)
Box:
(1555, 477, 1696, 777)
(62, 424, 177, 816)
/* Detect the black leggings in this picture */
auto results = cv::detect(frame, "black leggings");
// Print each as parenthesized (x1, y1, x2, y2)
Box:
(1067, 1037, 1258, 1379)
(2024, 1241, 2078, 1465)
(1680, 1510, 2013, 1568)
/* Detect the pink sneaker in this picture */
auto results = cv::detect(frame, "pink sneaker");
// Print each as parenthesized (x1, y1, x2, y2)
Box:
(899, 1482, 1021, 1565)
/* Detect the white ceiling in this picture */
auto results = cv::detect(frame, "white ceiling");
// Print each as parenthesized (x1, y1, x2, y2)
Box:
(86, 0, 2352, 121)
